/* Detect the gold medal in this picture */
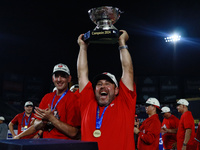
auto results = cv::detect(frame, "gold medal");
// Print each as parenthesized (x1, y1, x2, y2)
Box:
(93, 130, 101, 138)
(24, 126, 28, 129)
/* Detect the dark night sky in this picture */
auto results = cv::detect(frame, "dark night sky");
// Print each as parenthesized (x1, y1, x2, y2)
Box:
(1, 0, 200, 83)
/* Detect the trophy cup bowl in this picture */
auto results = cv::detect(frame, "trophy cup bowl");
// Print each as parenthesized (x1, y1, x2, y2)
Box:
(83, 6, 122, 44)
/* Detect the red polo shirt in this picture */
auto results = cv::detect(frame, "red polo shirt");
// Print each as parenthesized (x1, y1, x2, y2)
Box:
(177, 111, 197, 150)
(137, 114, 161, 150)
(11, 112, 36, 139)
(80, 80, 137, 150)
(161, 114, 179, 149)
(36, 90, 81, 139)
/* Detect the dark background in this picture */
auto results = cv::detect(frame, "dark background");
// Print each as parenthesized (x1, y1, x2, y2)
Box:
(1, 1, 200, 78)
(0, 1, 200, 122)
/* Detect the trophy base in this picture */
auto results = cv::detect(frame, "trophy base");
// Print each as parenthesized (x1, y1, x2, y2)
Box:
(83, 29, 119, 44)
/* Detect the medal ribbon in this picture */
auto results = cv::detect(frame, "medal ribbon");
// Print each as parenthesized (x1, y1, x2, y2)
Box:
(96, 106, 108, 129)
(51, 89, 68, 111)
(21, 112, 32, 127)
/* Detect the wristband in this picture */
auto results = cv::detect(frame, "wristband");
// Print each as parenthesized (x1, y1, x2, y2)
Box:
(37, 133, 41, 137)
(183, 143, 187, 146)
(119, 45, 128, 50)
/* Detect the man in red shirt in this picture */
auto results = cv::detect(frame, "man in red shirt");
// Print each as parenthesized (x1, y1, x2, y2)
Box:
(14, 63, 81, 139)
(176, 99, 197, 150)
(76, 30, 136, 150)
(8, 101, 41, 139)
(195, 121, 200, 150)
(134, 98, 161, 150)
(160, 106, 179, 150)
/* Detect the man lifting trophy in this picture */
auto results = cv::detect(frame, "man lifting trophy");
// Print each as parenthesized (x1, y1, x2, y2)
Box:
(83, 6, 122, 44)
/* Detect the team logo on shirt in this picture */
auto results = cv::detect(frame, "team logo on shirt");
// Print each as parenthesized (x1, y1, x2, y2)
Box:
(53, 110, 60, 120)
(142, 129, 145, 133)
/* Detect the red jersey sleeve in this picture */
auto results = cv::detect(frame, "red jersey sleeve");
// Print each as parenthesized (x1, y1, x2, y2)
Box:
(79, 81, 95, 112)
(118, 80, 137, 112)
(184, 112, 194, 129)
(11, 114, 20, 125)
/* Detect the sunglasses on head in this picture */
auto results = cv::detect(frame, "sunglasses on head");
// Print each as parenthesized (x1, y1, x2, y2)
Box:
(25, 105, 33, 107)
(145, 104, 153, 107)
(176, 103, 182, 106)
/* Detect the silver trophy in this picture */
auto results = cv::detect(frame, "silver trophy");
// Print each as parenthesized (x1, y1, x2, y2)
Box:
(83, 6, 122, 44)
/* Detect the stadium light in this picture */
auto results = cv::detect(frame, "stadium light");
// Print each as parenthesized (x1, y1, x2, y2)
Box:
(164, 34, 181, 42)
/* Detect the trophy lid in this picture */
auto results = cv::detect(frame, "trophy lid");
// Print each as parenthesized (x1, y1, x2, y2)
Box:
(88, 6, 122, 25)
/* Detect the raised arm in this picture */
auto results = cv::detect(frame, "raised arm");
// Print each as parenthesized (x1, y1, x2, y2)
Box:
(119, 30, 134, 91)
(77, 34, 89, 92)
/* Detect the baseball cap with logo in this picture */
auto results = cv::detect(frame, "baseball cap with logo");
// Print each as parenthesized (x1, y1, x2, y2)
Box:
(161, 106, 171, 113)
(92, 72, 118, 88)
(53, 63, 70, 75)
(145, 97, 161, 109)
(24, 101, 33, 107)
(177, 99, 189, 106)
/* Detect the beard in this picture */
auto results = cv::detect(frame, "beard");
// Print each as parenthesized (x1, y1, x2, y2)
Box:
(95, 93, 116, 107)
(25, 110, 32, 115)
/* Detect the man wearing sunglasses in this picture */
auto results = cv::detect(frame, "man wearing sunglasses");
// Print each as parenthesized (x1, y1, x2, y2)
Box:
(134, 98, 161, 150)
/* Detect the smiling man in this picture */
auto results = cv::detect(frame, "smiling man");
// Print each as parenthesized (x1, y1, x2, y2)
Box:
(77, 30, 137, 150)
(14, 63, 80, 139)
(92, 72, 119, 107)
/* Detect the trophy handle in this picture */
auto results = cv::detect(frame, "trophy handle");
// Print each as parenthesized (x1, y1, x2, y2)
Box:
(83, 31, 91, 43)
